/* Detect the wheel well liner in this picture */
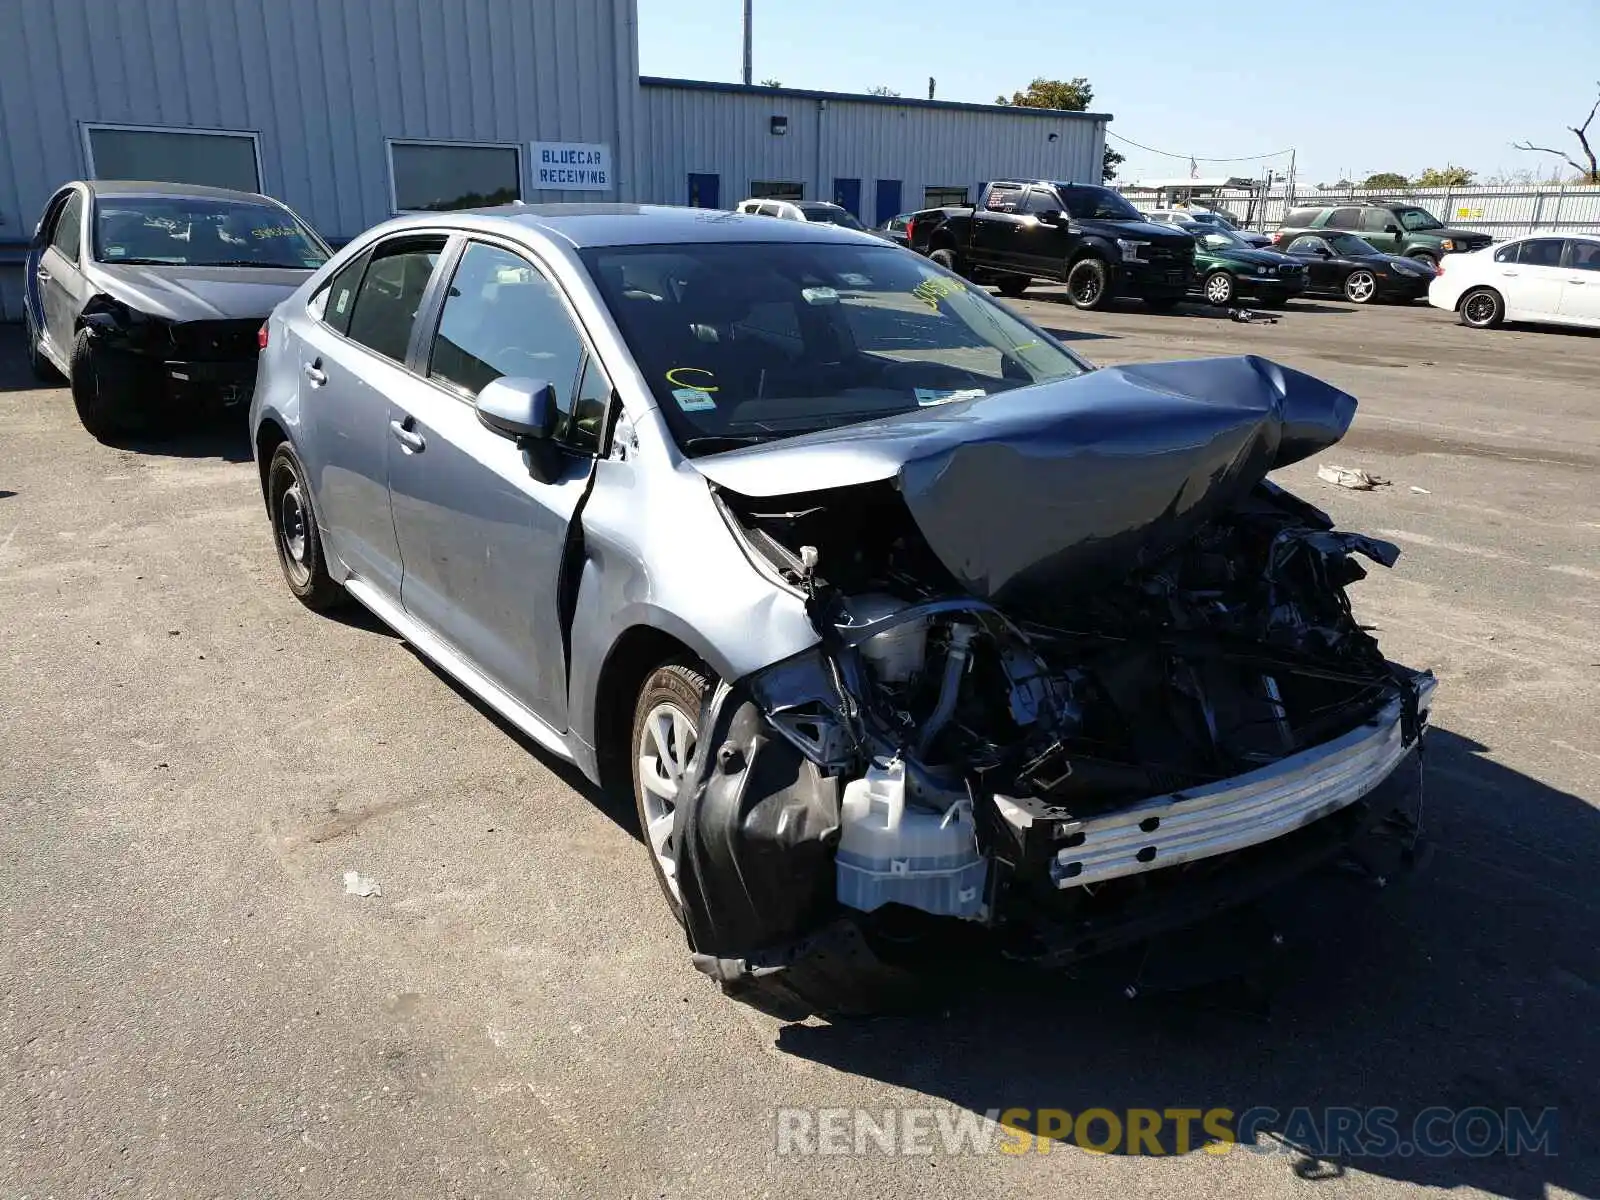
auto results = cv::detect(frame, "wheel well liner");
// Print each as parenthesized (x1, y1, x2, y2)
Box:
(254, 419, 289, 498)
(593, 625, 699, 790)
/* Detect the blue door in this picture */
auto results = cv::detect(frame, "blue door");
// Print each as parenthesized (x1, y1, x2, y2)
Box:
(875, 179, 903, 226)
(687, 173, 720, 209)
(833, 178, 862, 219)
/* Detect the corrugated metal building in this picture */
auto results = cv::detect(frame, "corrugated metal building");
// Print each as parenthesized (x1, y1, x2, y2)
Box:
(637, 78, 1108, 224)
(0, 0, 1110, 321)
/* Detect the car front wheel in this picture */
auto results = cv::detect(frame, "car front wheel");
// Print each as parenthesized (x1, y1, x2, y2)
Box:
(69, 328, 149, 440)
(1343, 270, 1378, 304)
(1203, 271, 1236, 306)
(631, 659, 713, 919)
(266, 442, 346, 611)
(1458, 286, 1504, 329)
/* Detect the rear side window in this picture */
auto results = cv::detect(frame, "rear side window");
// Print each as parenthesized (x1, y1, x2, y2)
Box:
(1569, 240, 1600, 271)
(1324, 208, 1360, 230)
(986, 185, 1025, 213)
(345, 237, 446, 363)
(49, 191, 84, 260)
(1283, 208, 1322, 228)
(1494, 243, 1520, 264)
(1288, 235, 1330, 254)
(316, 248, 373, 335)
(428, 241, 586, 413)
(1519, 238, 1564, 268)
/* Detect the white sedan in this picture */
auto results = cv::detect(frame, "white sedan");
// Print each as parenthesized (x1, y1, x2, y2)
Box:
(1429, 233, 1600, 330)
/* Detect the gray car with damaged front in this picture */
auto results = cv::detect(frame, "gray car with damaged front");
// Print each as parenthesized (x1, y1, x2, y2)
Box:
(249, 204, 1434, 1017)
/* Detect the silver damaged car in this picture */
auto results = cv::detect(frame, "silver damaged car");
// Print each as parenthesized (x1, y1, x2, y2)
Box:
(250, 205, 1435, 1017)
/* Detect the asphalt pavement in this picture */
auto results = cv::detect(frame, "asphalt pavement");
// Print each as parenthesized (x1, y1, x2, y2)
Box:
(2, 296, 1596, 1199)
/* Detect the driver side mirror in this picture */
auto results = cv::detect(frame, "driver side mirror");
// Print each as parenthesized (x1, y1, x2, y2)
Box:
(1385, 224, 1401, 234)
(476, 376, 558, 443)
(1036, 209, 1065, 225)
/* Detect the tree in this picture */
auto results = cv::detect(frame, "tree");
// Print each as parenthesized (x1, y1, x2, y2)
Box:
(1361, 171, 1411, 189)
(1102, 145, 1125, 183)
(866, 85, 901, 97)
(759, 78, 782, 88)
(1415, 164, 1476, 187)
(1514, 82, 1600, 184)
(996, 77, 1095, 110)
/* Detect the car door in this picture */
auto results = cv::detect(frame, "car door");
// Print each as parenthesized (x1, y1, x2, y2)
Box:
(296, 234, 448, 598)
(1556, 239, 1600, 325)
(1286, 235, 1340, 291)
(1014, 186, 1071, 275)
(1497, 238, 1567, 319)
(38, 189, 88, 359)
(386, 238, 604, 728)
(969, 184, 1026, 271)
(1358, 207, 1403, 255)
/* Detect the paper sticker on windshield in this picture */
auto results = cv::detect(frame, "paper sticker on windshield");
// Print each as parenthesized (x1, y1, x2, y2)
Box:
(915, 387, 986, 407)
(105, 245, 126, 258)
(801, 286, 839, 305)
(673, 388, 718, 412)
(838, 273, 872, 287)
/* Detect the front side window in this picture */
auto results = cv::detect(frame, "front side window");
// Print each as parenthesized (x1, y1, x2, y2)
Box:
(86, 126, 260, 191)
(428, 242, 586, 418)
(1358, 209, 1391, 232)
(1022, 188, 1062, 216)
(1058, 186, 1142, 221)
(1519, 239, 1565, 268)
(1395, 206, 1443, 232)
(1324, 208, 1360, 230)
(92, 196, 328, 268)
(1288, 235, 1332, 255)
(1323, 232, 1380, 257)
(49, 191, 84, 260)
(580, 241, 1087, 454)
(344, 238, 446, 362)
(390, 142, 521, 212)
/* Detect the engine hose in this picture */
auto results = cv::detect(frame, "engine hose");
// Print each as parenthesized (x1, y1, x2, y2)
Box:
(915, 623, 977, 759)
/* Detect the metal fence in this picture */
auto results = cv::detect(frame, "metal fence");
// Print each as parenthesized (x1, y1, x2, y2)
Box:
(1121, 184, 1600, 238)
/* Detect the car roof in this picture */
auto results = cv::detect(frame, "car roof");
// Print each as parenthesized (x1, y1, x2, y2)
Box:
(378, 203, 877, 248)
(79, 180, 278, 204)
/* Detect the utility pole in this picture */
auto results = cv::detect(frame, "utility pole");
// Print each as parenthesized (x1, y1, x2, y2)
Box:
(742, 0, 753, 86)
(928, 77, 936, 100)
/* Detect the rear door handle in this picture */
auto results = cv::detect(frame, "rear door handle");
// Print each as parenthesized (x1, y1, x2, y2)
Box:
(389, 418, 426, 453)
(303, 360, 327, 387)
(35, 268, 51, 283)
(1501, 270, 1520, 277)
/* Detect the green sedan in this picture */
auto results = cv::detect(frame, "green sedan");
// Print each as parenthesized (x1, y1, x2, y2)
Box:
(1168, 220, 1309, 307)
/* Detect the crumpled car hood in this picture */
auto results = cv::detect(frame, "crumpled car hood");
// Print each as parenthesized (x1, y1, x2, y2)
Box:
(89, 263, 314, 321)
(693, 355, 1357, 604)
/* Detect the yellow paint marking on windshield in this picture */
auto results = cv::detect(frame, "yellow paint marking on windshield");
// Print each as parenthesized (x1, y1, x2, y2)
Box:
(252, 226, 301, 240)
(911, 276, 966, 312)
(665, 366, 718, 392)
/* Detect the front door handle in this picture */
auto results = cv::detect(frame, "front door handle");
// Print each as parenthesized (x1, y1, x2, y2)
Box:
(303, 360, 327, 387)
(389, 418, 426, 454)
(35, 268, 51, 284)
(1501, 270, 1520, 277)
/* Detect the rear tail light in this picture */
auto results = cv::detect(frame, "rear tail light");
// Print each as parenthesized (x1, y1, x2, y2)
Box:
(257, 323, 269, 349)
(905, 217, 915, 246)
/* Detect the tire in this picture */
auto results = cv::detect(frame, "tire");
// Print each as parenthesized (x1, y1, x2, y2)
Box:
(1343, 270, 1378, 304)
(928, 247, 962, 276)
(1408, 251, 1439, 271)
(1458, 286, 1504, 330)
(69, 328, 148, 440)
(1142, 295, 1182, 311)
(24, 306, 62, 383)
(631, 659, 713, 921)
(266, 442, 346, 611)
(995, 275, 1029, 298)
(1202, 271, 1236, 306)
(1065, 256, 1111, 310)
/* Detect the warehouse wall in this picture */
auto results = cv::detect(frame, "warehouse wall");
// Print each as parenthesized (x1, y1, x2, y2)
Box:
(0, 0, 641, 320)
(638, 79, 1107, 220)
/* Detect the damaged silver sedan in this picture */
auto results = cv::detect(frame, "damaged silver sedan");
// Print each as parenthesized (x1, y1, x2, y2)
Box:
(250, 205, 1433, 1017)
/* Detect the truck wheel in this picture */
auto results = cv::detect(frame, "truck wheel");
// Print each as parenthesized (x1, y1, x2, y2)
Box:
(995, 275, 1029, 298)
(1408, 251, 1439, 271)
(1203, 271, 1238, 306)
(1065, 257, 1111, 310)
(929, 248, 963, 277)
(69, 328, 148, 441)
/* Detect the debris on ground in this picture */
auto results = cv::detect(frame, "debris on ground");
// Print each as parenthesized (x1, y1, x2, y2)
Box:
(1317, 464, 1389, 490)
(1410, 486, 1431, 494)
(342, 870, 382, 898)
(1227, 308, 1278, 324)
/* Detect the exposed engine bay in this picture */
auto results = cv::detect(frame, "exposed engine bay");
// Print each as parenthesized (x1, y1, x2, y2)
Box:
(673, 358, 1434, 1016)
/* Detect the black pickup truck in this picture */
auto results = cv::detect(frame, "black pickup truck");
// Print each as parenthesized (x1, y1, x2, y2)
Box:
(908, 180, 1197, 310)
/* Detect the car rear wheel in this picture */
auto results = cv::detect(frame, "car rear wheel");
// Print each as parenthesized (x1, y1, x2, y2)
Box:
(631, 659, 713, 920)
(69, 328, 149, 441)
(24, 307, 62, 383)
(1203, 271, 1236, 306)
(1458, 287, 1504, 330)
(928, 248, 963, 277)
(1343, 270, 1378, 304)
(266, 442, 346, 611)
(1408, 251, 1439, 271)
(1065, 257, 1111, 310)
(994, 275, 1029, 298)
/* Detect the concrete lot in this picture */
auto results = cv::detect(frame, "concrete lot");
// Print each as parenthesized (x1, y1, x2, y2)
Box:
(2, 296, 1596, 1199)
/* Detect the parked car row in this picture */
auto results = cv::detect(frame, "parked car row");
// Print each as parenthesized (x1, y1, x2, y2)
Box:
(18, 176, 1436, 1016)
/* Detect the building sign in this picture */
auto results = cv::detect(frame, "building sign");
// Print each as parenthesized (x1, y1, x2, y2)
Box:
(532, 141, 612, 191)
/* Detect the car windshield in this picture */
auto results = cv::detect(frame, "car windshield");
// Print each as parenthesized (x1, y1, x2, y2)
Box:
(1060, 186, 1144, 221)
(800, 204, 867, 231)
(581, 241, 1088, 454)
(1395, 206, 1443, 232)
(1195, 227, 1250, 249)
(92, 197, 329, 268)
(1324, 232, 1380, 256)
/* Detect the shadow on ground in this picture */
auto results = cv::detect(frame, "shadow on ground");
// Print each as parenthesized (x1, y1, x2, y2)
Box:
(771, 728, 1598, 1198)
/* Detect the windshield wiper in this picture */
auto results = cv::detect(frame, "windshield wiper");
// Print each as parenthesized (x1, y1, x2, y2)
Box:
(205, 260, 309, 268)
(680, 433, 774, 453)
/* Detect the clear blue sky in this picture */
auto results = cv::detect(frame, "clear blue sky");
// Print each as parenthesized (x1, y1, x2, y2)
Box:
(638, 0, 1600, 186)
